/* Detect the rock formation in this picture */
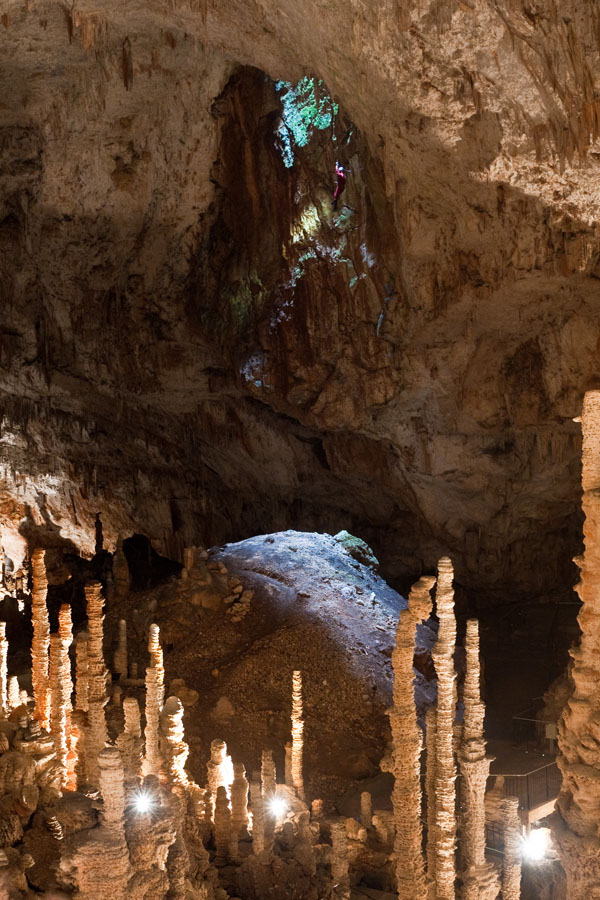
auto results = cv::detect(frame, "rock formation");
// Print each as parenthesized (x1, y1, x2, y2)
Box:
(83, 583, 109, 787)
(388, 574, 435, 900)
(214, 784, 231, 863)
(501, 798, 523, 900)
(143, 624, 165, 777)
(160, 696, 189, 787)
(31, 550, 51, 731)
(116, 696, 143, 777)
(0, 623, 7, 717)
(75, 632, 89, 713)
(555, 389, 600, 896)
(291, 670, 305, 802)
(113, 620, 128, 681)
(330, 820, 350, 900)
(458, 619, 499, 900)
(431, 558, 458, 900)
(230, 761, 249, 859)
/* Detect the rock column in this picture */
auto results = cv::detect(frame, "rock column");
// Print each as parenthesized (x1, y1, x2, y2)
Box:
(291, 670, 305, 801)
(389, 575, 435, 900)
(458, 619, 498, 900)
(230, 762, 249, 859)
(0, 622, 7, 716)
(501, 798, 522, 900)
(432, 557, 457, 900)
(555, 390, 600, 897)
(84, 583, 109, 787)
(143, 624, 164, 777)
(160, 695, 189, 786)
(31, 549, 51, 730)
(75, 632, 89, 712)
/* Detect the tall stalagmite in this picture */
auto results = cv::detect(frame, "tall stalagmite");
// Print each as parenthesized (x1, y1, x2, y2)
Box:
(501, 798, 522, 900)
(250, 773, 265, 855)
(143, 624, 165, 777)
(291, 670, 305, 801)
(84, 582, 109, 787)
(214, 784, 232, 863)
(458, 619, 498, 900)
(113, 620, 128, 680)
(0, 622, 7, 716)
(432, 557, 457, 900)
(75, 632, 89, 712)
(330, 820, 350, 900)
(116, 696, 143, 777)
(389, 575, 435, 900)
(160, 695, 189, 786)
(426, 704, 437, 883)
(55, 604, 74, 788)
(31, 549, 51, 730)
(230, 761, 249, 859)
(556, 390, 600, 897)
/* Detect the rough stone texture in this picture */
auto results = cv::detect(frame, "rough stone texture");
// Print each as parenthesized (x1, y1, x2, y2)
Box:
(143, 623, 165, 777)
(555, 390, 600, 897)
(291, 670, 305, 803)
(389, 575, 434, 900)
(431, 558, 457, 900)
(3, 0, 600, 607)
(31, 550, 50, 731)
(501, 797, 523, 900)
(83, 582, 108, 787)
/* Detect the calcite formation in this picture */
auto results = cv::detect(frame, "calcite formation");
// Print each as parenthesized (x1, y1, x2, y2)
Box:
(83, 583, 109, 787)
(0, 623, 7, 717)
(230, 761, 249, 858)
(431, 557, 458, 900)
(501, 798, 523, 900)
(75, 632, 89, 713)
(143, 623, 165, 777)
(291, 670, 305, 802)
(31, 550, 51, 731)
(388, 574, 435, 900)
(555, 389, 600, 897)
(113, 619, 128, 681)
(458, 619, 499, 900)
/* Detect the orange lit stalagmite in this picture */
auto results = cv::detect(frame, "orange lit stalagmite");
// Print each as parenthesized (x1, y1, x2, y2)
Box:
(389, 574, 435, 900)
(160, 695, 189, 786)
(143, 623, 165, 777)
(555, 389, 600, 898)
(83, 582, 109, 787)
(458, 619, 499, 900)
(31, 549, 51, 730)
(501, 797, 522, 900)
(431, 558, 458, 900)
(291, 669, 305, 801)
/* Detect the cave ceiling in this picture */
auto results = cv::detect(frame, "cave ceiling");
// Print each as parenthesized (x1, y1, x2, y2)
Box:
(1, 0, 600, 603)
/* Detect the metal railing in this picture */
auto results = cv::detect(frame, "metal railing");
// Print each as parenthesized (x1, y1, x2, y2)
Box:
(501, 762, 561, 814)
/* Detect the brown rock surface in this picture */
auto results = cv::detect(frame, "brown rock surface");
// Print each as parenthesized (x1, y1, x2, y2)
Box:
(1, 1, 600, 604)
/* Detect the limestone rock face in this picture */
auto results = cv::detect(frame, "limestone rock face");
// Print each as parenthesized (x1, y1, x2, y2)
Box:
(1, 0, 600, 604)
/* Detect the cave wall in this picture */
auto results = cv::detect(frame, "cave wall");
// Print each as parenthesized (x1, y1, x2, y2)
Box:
(1, 0, 600, 602)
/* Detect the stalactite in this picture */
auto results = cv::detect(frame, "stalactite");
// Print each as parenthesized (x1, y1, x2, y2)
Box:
(555, 389, 600, 894)
(250, 773, 265, 855)
(291, 670, 305, 801)
(160, 695, 189, 786)
(431, 557, 457, 900)
(143, 624, 164, 777)
(330, 820, 350, 900)
(113, 619, 127, 680)
(75, 632, 89, 712)
(360, 791, 372, 829)
(230, 761, 249, 859)
(389, 575, 434, 900)
(31, 549, 50, 730)
(501, 798, 522, 900)
(458, 619, 499, 900)
(214, 784, 231, 863)
(0, 622, 7, 716)
(84, 583, 108, 787)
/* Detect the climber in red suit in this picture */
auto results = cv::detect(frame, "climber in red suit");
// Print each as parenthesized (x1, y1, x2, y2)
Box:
(332, 161, 347, 210)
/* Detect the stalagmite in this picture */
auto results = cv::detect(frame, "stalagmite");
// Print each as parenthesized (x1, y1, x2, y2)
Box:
(0, 622, 7, 716)
(261, 749, 276, 854)
(143, 624, 164, 777)
(501, 798, 522, 900)
(7, 676, 19, 711)
(432, 557, 457, 900)
(458, 619, 498, 900)
(84, 583, 108, 787)
(113, 619, 127, 680)
(426, 703, 437, 885)
(389, 575, 434, 900)
(291, 669, 305, 801)
(115, 696, 143, 777)
(112, 537, 130, 598)
(51, 604, 74, 789)
(214, 784, 231, 862)
(330, 820, 350, 900)
(31, 549, 51, 730)
(75, 632, 89, 712)
(207, 738, 234, 802)
(250, 773, 265, 854)
(230, 761, 249, 858)
(160, 695, 189, 786)
(360, 791, 372, 829)
(555, 390, 600, 896)
(284, 741, 293, 787)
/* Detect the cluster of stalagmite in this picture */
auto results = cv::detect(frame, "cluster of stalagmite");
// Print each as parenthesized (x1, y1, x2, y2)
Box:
(458, 619, 499, 900)
(31, 549, 51, 730)
(431, 557, 458, 900)
(388, 574, 435, 900)
(555, 389, 600, 896)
